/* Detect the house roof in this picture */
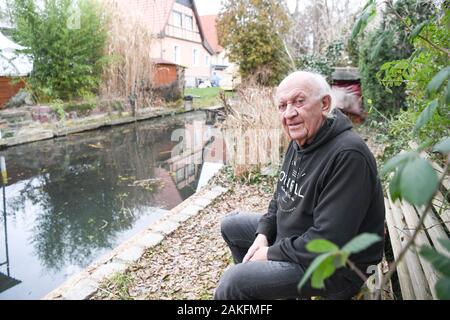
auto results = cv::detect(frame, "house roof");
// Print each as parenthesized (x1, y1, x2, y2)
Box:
(152, 58, 177, 65)
(0, 31, 33, 76)
(113, 0, 214, 55)
(199, 15, 223, 54)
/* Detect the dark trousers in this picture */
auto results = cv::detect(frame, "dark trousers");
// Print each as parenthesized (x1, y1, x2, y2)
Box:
(214, 212, 364, 300)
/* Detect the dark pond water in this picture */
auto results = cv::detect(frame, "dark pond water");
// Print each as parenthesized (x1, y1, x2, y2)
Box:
(0, 110, 219, 299)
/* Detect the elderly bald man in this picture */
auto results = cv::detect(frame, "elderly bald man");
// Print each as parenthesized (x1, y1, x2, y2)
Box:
(214, 71, 385, 300)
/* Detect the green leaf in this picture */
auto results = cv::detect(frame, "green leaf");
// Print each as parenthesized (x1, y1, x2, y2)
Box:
(350, 2, 376, 40)
(341, 233, 381, 255)
(414, 99, 439, 133)
(370, 36, 384, 60)
(436, 278, 450, 300)
(311, 255, 336, 289)
(381, 152, 414, 176)
(426, 66, 450, 96)
(351, 16, 363, 40)
(420, 246, 450, 277)
(433, 137, 450, 154)
(306, 239, 339, 253)
(409, 20, 428, 40)
(298, 252, 332, 292)
(402, 158, 438, 205)
(416, 139, 434, 153)
(446, 80, 450, 105)
(334, 252, 348, 268)
(389, 168, 403, 201)
(400, 158, 438, 206)
(437, 238, 450, 254)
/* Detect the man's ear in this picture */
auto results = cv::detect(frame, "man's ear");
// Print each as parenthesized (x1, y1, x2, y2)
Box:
(321, 95, 331, 115)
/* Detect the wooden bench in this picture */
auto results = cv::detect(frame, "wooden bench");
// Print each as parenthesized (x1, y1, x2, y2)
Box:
(383, 143, 449, 300)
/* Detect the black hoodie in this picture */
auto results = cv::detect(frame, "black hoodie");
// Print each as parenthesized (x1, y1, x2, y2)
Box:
(257, 109, 385, 272)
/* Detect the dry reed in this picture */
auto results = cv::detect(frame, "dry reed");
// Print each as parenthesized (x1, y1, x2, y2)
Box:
(219, 85, 289, 179)
(100, 1, 155, 111)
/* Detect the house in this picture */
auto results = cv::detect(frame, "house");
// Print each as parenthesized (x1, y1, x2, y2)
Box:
(0, 31, 33, 108)
(113, 0, 215, 87)
(198, 15, 228, 73)
(198, 14, 240, 90)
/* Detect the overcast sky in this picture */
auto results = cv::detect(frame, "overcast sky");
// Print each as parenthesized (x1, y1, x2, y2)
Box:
(195, 0, 367, 16)
(195, 0, 224, 15)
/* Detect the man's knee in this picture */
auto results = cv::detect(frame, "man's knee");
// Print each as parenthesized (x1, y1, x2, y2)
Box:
(214, 265, 251, 300)
(220, 212, 240, 240)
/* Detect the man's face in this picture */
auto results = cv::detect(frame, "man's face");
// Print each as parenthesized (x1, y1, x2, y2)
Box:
(276, 75, 328, 146)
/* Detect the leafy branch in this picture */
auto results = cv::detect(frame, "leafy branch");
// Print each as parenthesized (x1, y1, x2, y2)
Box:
(298, 234, 381, 294)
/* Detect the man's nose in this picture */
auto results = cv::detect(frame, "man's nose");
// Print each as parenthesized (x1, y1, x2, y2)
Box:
(284, 103, 297, 118)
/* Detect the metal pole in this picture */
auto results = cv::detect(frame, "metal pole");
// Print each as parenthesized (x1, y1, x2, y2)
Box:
(1, 156, 9, 276)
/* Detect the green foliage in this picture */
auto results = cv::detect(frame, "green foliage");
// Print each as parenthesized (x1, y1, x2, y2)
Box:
(362, 5, 449, 164)
(217, 0, 291, 85)
(306, 239, 339, 253)
(295, 40, 345, 82)
(342, 233, 383, 255)
(381, 145, 442, 206)
(357, 0, 434, 113)
(433, 137, 450, 153)
(420, 239, 450, 300)
(351, 0, 376, 40)
(50, 99, 66, 120)
(11, 0, 108, 102)
(426, 66, 450, 96)
(414, 99, 439, 132)
(298, 233, 381, 292)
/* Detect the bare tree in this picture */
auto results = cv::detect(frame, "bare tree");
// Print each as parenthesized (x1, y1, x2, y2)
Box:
(283, 0, 363, 58)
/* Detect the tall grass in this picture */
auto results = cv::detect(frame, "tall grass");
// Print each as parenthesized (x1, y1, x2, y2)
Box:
(219, 85, 289, 179)
(100, 1, 155, 111)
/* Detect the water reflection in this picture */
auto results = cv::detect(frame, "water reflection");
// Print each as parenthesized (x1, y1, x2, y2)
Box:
(1, 170, 22, 294)
(0, 110, 220, 299)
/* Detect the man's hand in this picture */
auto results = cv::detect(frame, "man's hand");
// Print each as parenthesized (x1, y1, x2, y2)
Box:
(249, 247, 268, 262)
(243, 234, 269, 263)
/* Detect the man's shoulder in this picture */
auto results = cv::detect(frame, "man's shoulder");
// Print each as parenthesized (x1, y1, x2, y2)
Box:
(333, 129, 371, 153)
(332, 130, 379, 172)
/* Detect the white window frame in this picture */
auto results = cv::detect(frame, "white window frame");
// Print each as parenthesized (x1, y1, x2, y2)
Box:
(172, 11, 182, 27)
(174, 46, 181, 64)
(184, 15, 193, 30)
(193, 49, 198, 66)
(205, 55, 210, 66)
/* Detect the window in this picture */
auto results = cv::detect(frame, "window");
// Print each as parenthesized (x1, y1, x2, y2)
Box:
(175, 167, 185, 183)
(184, 15, 193, 30)
(174, 46, 180, 64)
(172, 11, 182, 27)
(193, 49, 198, 66)
(205, 55, 210, 66)
(187, 163, 195, 176)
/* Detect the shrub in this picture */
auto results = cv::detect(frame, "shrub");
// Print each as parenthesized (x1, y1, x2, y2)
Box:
(11, 0, 108, 102)
(357, 0, 434, 113)
(217, 0, 291, 85)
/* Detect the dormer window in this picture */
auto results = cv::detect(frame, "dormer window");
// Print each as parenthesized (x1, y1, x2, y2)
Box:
(184, 15, 193, 30)
(172, 11, 182, 27)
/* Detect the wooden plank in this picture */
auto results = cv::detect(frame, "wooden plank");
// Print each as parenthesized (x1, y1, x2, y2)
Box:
(384, 198, 416, 300)
(387, 196, 433, 299)
(408, 141, 450, 190)
(417, 203, 450, 258)
(400, 200, 440, 299)
(432, 191, 450, 231)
